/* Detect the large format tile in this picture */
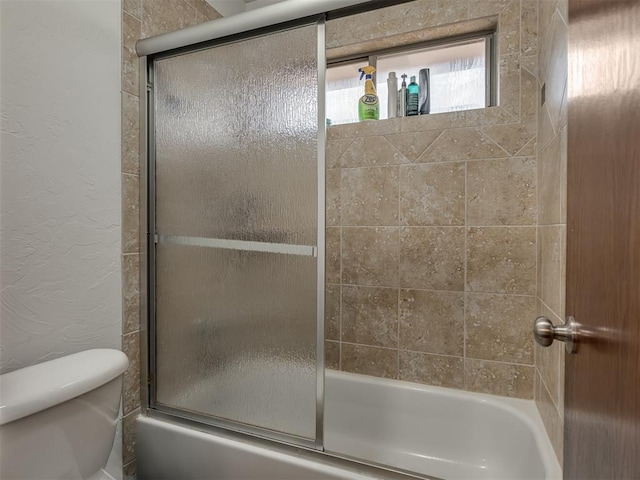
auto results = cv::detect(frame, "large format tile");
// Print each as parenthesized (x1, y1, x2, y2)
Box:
(399, 289, 464, 356)
(539, 225, 566, 317)
(482, 118, 537, 157)
(538, 103, 556, 152)
(339, 136, 408, 167)
(498, 0, 520, 55)
(123, 0, 142, 18)
(122, 408, 140, 465)
(123, 254, 140, 335)
(141, 0, 196, 38)
(122, 93, 139, 175)
(122, 331, 141, 415)
(325, 341, 340, 370)
(536, 301, 565, 410)
(537, 132, 565, 226)
(465, 359, 534, 398)
(497, 54, 521, 119)
(521, 0, 538, 55)
(326, 138, 354, 169)
(122, 173, 140, 254)
(342, 286, 398, 347)
(521, 66, 539, 119)
(542, 12, 568, 132)
(465, 293, 535, 364)
(186, 0, 221, 20)
(326, 0, 467, 49)
(537, 371, 564, 464)
(399, 227, 464, 291)
(384, 131, 443, 162)
(328, 119, 401, 140)
(325, 227, 341, 284)
(341, 167, 399, 226)
(467, 157, 536, 226)
(521, 54, 538, 79)
(466, 227, 536, 295)
(401, 111, 467, 133)
(399, 351, 464, 389)
(341, 344, 398, 378)
(418, 128, 507, 162)
(326, 168, 341, 227)
(325, 284, 340, 341)
(400, 162, 465, 226)
(342, 227, 399, 286)
(122, 13, 141, 98)
(467, 0, 510, 17)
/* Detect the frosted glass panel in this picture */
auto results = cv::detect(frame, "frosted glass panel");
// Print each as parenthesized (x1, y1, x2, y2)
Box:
(155, 244, 317, 439)
(152, 23, 320, 442)
(154, 25, 318, 245)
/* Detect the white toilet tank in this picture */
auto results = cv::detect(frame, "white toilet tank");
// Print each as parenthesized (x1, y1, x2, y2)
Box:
(0, 349, 129, 480)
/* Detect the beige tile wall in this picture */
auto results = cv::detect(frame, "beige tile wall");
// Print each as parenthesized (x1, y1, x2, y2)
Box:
(535, 0, 567, 466)
(120, 1, 221, 478)
(325, 0, 540, 400)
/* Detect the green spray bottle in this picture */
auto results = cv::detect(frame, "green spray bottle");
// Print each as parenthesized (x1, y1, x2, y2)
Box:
(358, 66, 379, 121)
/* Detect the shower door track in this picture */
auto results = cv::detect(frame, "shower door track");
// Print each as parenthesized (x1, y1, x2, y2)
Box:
(147, 408, 435, 480)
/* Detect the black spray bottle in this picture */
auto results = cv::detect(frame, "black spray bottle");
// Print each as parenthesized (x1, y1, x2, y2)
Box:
(419, 68, 431, 114)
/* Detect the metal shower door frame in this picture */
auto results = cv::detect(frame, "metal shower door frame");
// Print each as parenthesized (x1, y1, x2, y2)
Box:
(140, 18, 326, 451)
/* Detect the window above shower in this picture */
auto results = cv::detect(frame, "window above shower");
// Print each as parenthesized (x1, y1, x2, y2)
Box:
(326, 33, 495, 126)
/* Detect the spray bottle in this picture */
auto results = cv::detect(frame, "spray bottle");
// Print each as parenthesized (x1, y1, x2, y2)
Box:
(358, 66, 379, 121)
(398, 74, 408, 117)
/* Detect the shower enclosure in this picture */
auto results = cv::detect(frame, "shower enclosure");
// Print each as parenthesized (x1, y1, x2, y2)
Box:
(138, 2, 562, 479)
(147, 20, 325, 448)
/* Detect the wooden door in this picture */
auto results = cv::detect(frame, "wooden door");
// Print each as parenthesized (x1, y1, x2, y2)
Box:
(564, 0, 640, 478)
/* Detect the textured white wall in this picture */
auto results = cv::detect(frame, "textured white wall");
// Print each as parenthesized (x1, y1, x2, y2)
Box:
(0, 0, 122, 373)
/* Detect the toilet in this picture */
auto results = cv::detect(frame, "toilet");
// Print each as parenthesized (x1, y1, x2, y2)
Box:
(0, 349, 129, 480)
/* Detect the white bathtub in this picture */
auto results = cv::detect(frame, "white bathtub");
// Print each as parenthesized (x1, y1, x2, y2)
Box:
(138, 370, 561, 480)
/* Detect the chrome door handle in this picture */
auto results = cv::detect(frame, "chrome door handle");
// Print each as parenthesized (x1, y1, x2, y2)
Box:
(533, 316, 578, 354)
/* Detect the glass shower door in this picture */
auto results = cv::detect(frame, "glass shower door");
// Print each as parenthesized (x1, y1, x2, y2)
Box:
(150, 22, 323, 445)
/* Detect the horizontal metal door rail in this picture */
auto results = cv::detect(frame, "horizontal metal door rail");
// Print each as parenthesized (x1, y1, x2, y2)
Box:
(155, 234, 317, 257)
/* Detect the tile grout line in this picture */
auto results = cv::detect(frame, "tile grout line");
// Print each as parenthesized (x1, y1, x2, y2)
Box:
(463, 159, 468, 391)
(339, 224, 538, 229)
(338, 283, 536, 298)
(337, 340, 536, 367)
(396, 156, 401, 379)
(338, 163, 343, 372)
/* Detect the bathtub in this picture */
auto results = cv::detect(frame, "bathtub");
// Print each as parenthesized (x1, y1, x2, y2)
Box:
(137, 369, 561, 480)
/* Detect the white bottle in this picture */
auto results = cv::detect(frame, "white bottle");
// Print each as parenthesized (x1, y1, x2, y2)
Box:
(387, 72, 398, 119)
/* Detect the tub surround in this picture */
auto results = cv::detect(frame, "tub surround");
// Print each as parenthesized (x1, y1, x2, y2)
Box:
(534, 0, 568, 466)
(326, 111, 537, 398)
(120, 1, 222, 477)
(325, 0, 539, 400)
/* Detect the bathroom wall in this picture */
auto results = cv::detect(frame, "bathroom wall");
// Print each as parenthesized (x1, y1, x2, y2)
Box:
(0, 0, 122, 475)
(120, 1, 221, 478)
(534, 0, 568, 465)
(324, 0, 540, 399)
(0, 1, 122, 378)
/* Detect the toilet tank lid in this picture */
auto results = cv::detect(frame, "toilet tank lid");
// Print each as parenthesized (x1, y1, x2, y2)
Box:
(0, 349, 129, 426)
